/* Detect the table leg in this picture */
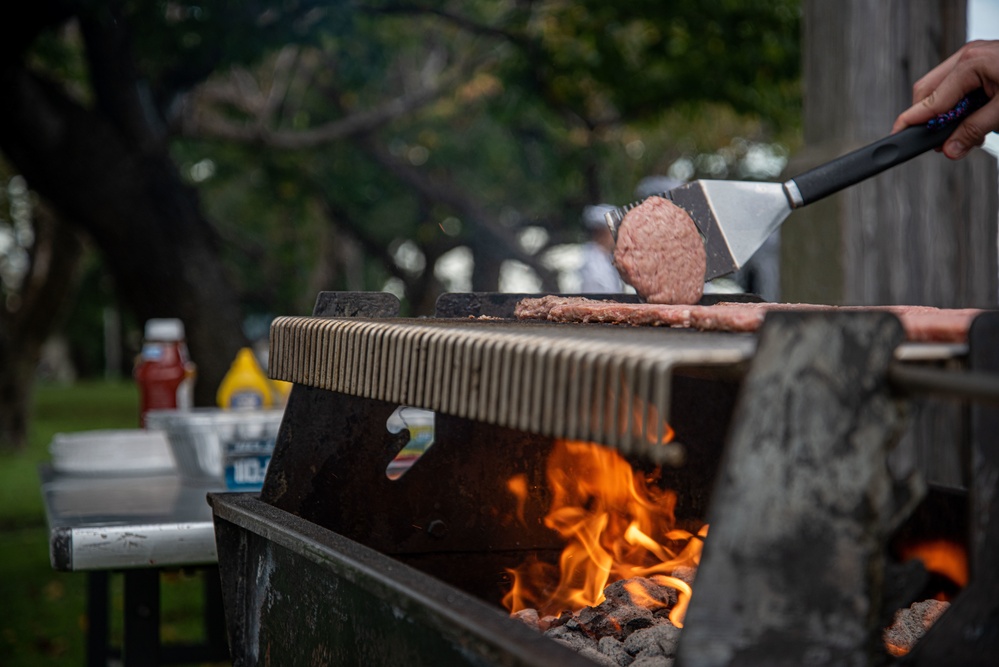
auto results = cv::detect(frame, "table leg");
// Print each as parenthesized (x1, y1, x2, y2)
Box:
(86, 571, 110, 667)
(123, 569, 160, 667)
(203, 567, 230, 659)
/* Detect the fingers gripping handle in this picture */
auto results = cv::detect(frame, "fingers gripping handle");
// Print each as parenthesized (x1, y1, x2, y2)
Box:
(785, 89, 989, 208)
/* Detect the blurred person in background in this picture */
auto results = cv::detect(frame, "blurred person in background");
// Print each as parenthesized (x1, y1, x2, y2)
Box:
(633, 175, 685, 200)
(577, 204, 628, 293)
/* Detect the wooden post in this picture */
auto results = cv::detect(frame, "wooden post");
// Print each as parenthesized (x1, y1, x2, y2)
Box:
(784, 0, 998, 489)
(786, 0, 997, 306)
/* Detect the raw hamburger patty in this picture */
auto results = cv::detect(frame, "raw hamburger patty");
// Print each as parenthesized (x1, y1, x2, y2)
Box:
(517, 296, 699, 328)
(689, 302, 983, 342)
(515, 296, 982, 343)
(613, 196, 706, 304)
(513, 295, 596, 320)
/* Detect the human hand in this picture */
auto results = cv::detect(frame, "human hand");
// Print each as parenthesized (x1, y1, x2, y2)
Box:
(891, 39, 999, 159)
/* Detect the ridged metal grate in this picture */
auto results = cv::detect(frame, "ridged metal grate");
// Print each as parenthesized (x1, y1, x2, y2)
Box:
(268, 316, 754, 463)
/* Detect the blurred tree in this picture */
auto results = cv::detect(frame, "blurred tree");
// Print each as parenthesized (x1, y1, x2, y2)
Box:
(0, 176, 85, 447)
(0, 0, 800, 449)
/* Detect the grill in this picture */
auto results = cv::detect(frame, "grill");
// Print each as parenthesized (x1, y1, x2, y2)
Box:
(208, 291, 999, 666)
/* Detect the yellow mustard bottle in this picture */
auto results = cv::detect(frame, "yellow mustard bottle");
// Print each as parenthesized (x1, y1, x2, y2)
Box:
(217, 347, 273, 409)
(270, 379, 292, 407)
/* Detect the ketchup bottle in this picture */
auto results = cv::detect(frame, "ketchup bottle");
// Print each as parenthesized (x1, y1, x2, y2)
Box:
(135, 318, 197, 427)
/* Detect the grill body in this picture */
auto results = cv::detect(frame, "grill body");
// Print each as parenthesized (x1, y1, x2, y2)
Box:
(209, 291, 999, 666)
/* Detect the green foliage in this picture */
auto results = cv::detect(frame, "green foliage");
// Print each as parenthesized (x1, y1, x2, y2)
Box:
(126, 1, 356, 88)
(160, 0, 801, 318)
(497, 0, 801, 126)
(26, 0, 802, 359)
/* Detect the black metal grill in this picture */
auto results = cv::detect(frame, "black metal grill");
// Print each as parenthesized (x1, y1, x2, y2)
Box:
(209, 291, 999, 666)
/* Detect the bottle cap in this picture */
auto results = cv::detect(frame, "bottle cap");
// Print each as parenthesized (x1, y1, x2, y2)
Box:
(144, 318, 185, 341)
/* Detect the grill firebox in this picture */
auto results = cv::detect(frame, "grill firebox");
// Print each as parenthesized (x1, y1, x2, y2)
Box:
(209, 291, 999, 666)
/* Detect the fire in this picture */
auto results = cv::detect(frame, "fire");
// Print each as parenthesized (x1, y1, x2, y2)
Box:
(882, 539, 967, 657)
(502, 438, 705, 628)
(507, 474, 529, 526)
(899, 538, 968, 592)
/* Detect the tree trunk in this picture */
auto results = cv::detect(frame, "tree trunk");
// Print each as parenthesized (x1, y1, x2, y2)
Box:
(0, 205, 84, 450)
(0, 62, 246, 410)
(785, 0, 998, 488)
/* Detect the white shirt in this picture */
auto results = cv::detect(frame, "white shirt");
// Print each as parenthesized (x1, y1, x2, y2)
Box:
(577, 241, 626, 293)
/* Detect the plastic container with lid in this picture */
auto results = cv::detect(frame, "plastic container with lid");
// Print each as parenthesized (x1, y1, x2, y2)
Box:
(135, 318, 197, 427)
(216, 347, 273, 409)
(145, 408, 283, 489)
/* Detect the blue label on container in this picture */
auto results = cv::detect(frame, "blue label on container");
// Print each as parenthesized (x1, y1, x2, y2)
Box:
(223, 437, 276, 490)
(228, 391, 264, 409)
(225, 454, 272, 490)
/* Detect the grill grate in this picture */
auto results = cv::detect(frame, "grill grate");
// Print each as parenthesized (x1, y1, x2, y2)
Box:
(268, 315, 753, 464)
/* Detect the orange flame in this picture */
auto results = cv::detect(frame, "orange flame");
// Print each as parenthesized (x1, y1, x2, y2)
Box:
(507, 474, 529, 526)
(900, 538, 968, 592)
(885, 640, 910, 658)
(502, 439, 705, 627)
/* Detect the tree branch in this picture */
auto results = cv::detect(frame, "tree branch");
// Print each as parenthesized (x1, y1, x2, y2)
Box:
(180, 49, 492, 149)
(355, 137, 559, 290)
(355, 1, 530, 47)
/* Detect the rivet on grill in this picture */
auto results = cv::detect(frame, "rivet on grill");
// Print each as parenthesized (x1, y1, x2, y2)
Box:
(427, 519, 448, 539)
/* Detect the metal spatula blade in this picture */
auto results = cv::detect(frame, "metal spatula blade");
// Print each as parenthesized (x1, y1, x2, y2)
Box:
(683, 180, 792, 281)
(605, 89, 989, 282)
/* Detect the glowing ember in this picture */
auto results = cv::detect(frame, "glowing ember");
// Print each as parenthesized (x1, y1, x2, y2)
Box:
(502, 439, 705, 628)
(884, 599, 951, 657)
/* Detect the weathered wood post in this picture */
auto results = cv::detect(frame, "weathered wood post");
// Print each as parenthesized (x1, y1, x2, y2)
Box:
(783, 0, 998, 488)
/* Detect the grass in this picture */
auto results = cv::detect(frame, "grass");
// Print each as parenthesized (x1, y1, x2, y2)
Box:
(0, 381, 225, 666)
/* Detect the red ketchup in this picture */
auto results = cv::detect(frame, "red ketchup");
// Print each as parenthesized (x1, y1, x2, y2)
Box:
(135, 318, 197, 427)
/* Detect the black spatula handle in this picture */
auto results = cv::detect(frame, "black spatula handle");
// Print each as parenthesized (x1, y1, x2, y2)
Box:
(786, 89, 989, 208)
